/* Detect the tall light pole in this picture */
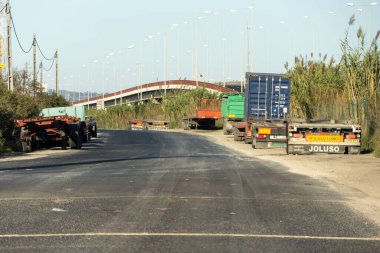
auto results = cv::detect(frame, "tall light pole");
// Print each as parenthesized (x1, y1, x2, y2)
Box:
(247, 5, 254, 72)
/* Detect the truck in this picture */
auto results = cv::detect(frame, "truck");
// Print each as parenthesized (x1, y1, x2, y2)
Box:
(182, 99, 222, 130)
(287, 120, 361, 154)
(244, 73, 291, 148)
(221, 93, 244, 135)
(16, 115, 83, 152)
(40, 105, 97, 142)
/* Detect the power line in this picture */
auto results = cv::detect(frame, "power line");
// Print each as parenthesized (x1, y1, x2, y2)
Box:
(35, 39, 55, 61)
(9, 10, 33, 54)
(0, 4, 6, 13)
(42, 57, 55, 71)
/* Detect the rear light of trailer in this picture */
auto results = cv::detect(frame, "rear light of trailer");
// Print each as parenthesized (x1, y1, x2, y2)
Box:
(293, 133, 303, 138)
(257, 134, 267, 139)
(346, 134, 356, 139)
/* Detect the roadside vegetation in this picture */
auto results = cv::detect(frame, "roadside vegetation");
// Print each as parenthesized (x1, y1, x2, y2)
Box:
(286, 15, 380, 153)
(0, 70, 68, 152)
(89, 88, 218, 129)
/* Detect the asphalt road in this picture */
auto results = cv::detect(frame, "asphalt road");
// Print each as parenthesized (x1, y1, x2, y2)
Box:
(0, 130, 379, 252)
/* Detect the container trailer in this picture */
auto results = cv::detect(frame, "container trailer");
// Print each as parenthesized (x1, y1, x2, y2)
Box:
(244, 73, 291, 148)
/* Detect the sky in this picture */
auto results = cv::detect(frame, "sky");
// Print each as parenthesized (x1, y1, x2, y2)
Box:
(6, 0, 380, 97)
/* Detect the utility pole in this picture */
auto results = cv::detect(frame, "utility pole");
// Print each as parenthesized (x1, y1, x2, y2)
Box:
(6, 0, 13, 91)
(33, 34, 36, 97)
(55, 49, 58, 96)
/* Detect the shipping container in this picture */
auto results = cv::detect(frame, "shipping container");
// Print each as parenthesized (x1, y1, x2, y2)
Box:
(244, 73, 291, 148)
(245, 73, 290, 121)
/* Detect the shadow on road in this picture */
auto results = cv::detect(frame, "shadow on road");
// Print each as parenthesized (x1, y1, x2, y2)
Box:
(0, 153, 240, 171)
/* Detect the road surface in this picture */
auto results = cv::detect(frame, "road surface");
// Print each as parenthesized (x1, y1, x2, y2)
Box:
(0, 130, 379, 252)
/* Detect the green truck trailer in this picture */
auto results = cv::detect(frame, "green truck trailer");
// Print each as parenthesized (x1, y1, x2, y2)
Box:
(221, 93, 245, 135)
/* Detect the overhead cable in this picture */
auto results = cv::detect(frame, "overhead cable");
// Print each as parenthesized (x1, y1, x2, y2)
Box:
(35, 39, 55, 61)
(42, 58, 55, 71)
(0, 4, 6, 13)
(10, 11, 33, 54)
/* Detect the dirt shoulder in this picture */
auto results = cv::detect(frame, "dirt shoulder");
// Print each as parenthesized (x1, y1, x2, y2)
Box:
(175, 129, 380, 226)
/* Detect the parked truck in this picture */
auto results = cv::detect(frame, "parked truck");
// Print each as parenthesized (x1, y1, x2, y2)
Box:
(244, 73, 291, 148)
(16, 115, 83, 152)
(287, 120, 361, 154)
(221, 93, 244, 135)
(40, 105, 97, 142)
(182, 99, 222, 130)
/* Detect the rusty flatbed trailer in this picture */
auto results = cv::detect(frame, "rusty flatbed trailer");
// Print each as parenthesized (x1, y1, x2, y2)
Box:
(16, 115, 83, 153)
(182, 99, 222, 130)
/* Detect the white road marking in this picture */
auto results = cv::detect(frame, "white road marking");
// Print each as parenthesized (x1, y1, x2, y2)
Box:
(0, 195, 351, 203)
(51, 208, 66, 212)
(0, 232, 378, 241)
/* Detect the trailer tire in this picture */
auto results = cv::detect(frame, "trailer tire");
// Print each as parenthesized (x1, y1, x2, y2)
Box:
(61, 130, 67, 150)
(183, 120, 189, 130)
(223, 120, 229, 135)
(87, 131, 92, 142)
(22, 139, 32, 153)
(252, 139, 257, 149)
(91, 126, 98, 137)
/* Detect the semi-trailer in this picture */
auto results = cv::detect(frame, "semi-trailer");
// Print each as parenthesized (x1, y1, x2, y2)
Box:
(220, 93, 244, 135)
(182, 99, 222, 130)
(243, 73, 291, 148)
(287, 120, 361, 154)
(143, 120, 169, 130)
(16, 115, 83, 152)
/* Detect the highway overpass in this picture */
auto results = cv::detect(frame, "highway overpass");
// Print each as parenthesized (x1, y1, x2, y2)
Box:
(72, 80, 233, 109)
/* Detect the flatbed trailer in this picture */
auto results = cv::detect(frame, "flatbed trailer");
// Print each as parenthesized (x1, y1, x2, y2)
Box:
(287, 120, 361, 154)
(128, 119, 144, 130)
(143, 120, 169, 130)
(40, 106, 97, 142)
(16, 115, 83, 152)
(183, 99, 222, 130)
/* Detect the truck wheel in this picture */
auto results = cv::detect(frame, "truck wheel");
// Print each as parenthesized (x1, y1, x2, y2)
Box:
(252, 139, 257, 149)
(69, 135, 82, 149)
(223, 120, 229, 135)
(244, 137, 252, 144)
(22, 140, 32, 153)
(183, 120, 189, 130)
(91, 126, 98, 137)
(60, 130, 67, 150)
